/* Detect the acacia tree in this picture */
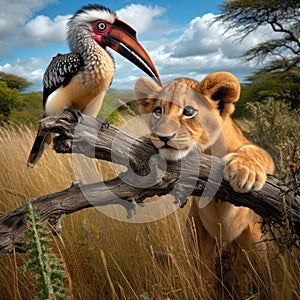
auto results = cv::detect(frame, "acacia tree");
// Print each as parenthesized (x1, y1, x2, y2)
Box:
(0, 72, 33, 92)
(0, 82, 20, 123)
(214, 0, 300, 108)
(0, 72, 37, 123)
(239, 69, 300, 109)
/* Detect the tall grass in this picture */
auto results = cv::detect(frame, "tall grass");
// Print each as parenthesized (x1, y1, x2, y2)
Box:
(0, 120, 299, 299)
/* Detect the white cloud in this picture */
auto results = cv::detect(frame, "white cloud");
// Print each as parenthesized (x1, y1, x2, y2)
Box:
(22, 15, 70, 46)
(151, 13, 279, 84)
(78, 13, 280, 89)
(117, 4, 166, 35)
(0, 0, 54, 37)
(0, 3, 279, 92)
(0, 0, 57, 57)
(0, 58, 46, 90)
(169, 14, 224, 58)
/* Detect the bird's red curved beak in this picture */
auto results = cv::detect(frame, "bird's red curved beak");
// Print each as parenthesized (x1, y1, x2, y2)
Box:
(102, 19, 162, 86)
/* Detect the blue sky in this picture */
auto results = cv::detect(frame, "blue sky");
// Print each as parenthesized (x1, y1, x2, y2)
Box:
(0, 0, 270, 91)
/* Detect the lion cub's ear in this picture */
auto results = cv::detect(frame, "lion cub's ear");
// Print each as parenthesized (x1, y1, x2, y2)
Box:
(199, 72, 240, 118)
(134, 76, 162, 114)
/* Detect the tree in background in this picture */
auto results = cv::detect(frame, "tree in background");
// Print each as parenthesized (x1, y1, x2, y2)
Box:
(0, 72, 42, 124)
(240, 70, 300, 109)
(10, 91, 43, 126)
(0, 82, 20, 124)
(0, 72, 33, 92)
(215, 0, 300, 109)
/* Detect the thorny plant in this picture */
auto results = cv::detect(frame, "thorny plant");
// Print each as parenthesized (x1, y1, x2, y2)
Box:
(23, 201, 69, 300)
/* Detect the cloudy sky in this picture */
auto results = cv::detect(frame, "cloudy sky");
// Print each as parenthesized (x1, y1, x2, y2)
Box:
(0, 0, 271, 91)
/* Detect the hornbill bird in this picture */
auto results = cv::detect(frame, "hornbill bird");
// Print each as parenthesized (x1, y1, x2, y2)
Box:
(27, 4, 161, 167)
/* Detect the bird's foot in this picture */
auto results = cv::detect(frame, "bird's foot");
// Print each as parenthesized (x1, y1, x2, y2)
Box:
(64, 108, 82, 122)
(96, 119, 110, 129)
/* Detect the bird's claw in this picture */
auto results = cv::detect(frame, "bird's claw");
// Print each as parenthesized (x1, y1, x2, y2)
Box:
(96, 119, 109, 129)
(64, 108, 82, 122)
(102, 121, 110, 129)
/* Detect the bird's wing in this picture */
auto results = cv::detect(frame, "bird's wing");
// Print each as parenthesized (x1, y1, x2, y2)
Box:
(43, 53, 83, 107)
(27, 53, 83, 167)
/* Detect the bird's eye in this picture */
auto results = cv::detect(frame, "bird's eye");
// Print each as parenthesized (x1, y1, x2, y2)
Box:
(97, 21, 107, 31)
(183, 106, 197, 118)
(153, 106, 163, 119)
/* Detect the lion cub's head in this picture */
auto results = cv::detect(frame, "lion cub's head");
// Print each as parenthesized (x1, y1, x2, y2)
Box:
(134, 72, 240, 161)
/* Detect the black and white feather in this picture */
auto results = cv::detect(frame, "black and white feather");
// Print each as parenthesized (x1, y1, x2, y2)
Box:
(43, 53, 83, 107)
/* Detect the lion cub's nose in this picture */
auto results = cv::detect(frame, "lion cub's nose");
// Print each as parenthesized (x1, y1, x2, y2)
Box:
(157, 134, 176, 142)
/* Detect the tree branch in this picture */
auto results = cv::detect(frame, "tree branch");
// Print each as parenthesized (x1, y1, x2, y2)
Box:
(0, 111, 299, 255)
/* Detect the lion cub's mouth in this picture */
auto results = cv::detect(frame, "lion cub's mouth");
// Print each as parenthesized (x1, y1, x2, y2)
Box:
(149, 134, 195, 160)
(151, 134, 191, 150)
(161, 144, 190, 151)
(155, 142, 177, 150)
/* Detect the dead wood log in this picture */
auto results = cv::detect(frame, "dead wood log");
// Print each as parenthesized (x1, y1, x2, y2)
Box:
(0, 111, 299, 255)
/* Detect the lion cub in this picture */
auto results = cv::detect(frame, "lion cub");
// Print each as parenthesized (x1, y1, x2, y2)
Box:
(134, 72, 274, 275)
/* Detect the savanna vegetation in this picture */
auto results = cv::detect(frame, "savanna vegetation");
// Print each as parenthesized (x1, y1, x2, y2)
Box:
(0, 101, 299, 299)
(0, 0, 300, 299)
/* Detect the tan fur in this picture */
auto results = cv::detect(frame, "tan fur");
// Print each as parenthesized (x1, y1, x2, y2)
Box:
(134, 72, 275, 277)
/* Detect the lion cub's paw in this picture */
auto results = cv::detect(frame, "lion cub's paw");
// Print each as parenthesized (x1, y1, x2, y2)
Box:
(224, 152, 267, 193)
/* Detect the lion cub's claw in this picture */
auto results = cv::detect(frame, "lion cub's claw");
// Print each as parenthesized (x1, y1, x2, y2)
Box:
(224, 153, 266, 193)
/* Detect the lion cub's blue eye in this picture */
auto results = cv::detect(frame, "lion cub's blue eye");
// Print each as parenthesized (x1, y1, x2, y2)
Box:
(183, 106, 197, 118)
(153, 106, 163, 119)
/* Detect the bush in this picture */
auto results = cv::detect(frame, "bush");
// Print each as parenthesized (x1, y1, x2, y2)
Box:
(9, 91, 43, 126)
(246, 100, 299, 249)
(0, 82, 21, 124)
(246, 100, 299, 178)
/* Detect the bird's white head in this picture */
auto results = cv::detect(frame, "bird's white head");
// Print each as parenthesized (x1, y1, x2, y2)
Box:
(71, 4, 116, 24)
(67, 5, 116, 50)
(67, 4, 161, 85)
(68, 4, 117, 33)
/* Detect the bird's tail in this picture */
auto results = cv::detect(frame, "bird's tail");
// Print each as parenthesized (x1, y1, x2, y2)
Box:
(27, 126, 53, 168)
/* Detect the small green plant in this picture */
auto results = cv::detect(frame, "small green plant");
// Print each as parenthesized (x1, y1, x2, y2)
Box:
(140, 292, 153, 300)
(24, 201, 69, 300)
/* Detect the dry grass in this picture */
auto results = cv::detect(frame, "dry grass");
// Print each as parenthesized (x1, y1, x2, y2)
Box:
(0, 124, 299, 300)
